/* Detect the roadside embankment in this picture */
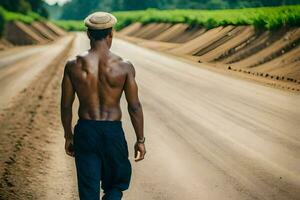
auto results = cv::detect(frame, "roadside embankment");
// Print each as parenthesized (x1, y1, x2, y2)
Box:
(117, 22, 300, 93)
(3, 21, 66, 46)
(110, 6, 300, 92)
(43, 6, 300, 92)
(0, 7, 66, 48)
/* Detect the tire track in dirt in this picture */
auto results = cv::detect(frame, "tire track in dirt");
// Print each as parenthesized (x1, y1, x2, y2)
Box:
(0, 35, 77, 200)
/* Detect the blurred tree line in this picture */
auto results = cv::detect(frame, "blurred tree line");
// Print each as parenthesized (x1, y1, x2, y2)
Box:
(58, 0, 300, 20)
(0, 0, 48, 17)
(1, 0, 299, 20)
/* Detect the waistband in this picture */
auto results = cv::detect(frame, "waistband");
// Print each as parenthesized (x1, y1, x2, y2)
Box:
(77, 118, 122, 124)
(77, 118, 122, 125)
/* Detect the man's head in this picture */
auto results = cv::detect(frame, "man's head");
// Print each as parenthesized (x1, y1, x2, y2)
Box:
(84, 12, 117, 48)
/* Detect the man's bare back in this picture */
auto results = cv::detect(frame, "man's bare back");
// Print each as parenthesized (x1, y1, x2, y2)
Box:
(65, 50, 134, 121)
(61, 26, 145, 161)
(60, 12, 145, 200)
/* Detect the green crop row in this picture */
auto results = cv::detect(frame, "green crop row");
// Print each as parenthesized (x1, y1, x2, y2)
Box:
(52, 20, 86, 31)
(0, 6, 42, 36)
(113, 5, 300, 30)
(53, 5, 300, 32)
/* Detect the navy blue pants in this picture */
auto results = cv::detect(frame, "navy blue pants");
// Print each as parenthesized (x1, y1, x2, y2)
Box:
(73, 119, 132, 200)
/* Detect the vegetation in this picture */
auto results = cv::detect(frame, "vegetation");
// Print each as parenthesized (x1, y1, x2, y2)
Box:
(52, 20, 86, 31)
(0, 6, 42, 36)
(52, 5, 300, 31)
(0, 0, 47, 36)
(0, 7, 41, 23)
(114, 5, 300, 30)
(56, 0, 300, 20)
(0, 0, 48, 17)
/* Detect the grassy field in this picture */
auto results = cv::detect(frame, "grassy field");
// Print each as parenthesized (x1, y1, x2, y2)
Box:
(0, 6, 42, 36)
(52, 5, 300, 32)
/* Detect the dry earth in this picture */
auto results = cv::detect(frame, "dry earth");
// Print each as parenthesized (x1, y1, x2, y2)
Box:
(117, 23, 300, 93)
(0, 32, 299, 200)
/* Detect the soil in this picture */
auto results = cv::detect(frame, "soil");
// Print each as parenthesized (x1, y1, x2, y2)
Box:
(118, 22, 143, 36)
(152, 23, 189, 42)
(31, 22, 57, 41)
(117, 23, 300, 93)
(0, 35, 77, 200)
(0, 31, 300, 200)
(4, 22, 46, 45)
(41, 22, 66, 37)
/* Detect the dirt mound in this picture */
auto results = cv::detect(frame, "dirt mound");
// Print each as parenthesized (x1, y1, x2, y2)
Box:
(135, 23, 173, 39)
(129, 23, 157, 37)
(41, 21, 66, 36)
(197, 26, 256, 62)
(152, 24, 189, 42)
(117, 22, 300, 92)
(143, 23, 173, 39)
(4, 22, 47, 45)
(119, 22, 196, 43)
(231, 28, 300, 68)
(25, 23, 51, 43)
(194, 26, 245, 56)
(0, 42, 6, 50)
(31, 22, 57, 41)
(168, 26, 225, 55)
(0, 39, 13, 50)
(118, 22, 142, 36)
(0, 21, 66, 50)
(1, 39, 13, 47)
(217, 30, 283, 64)
(169, 26, 207, 43)
(254, 45, 300, 79)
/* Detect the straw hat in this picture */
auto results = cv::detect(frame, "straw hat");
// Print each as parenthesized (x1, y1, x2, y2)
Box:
(84, 12, 117, 30)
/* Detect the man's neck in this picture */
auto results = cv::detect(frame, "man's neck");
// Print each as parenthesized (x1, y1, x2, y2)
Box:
(90, 40, 110, 66)
(90, 40, 110, 55)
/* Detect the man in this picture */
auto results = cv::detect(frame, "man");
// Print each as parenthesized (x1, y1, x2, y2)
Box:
(60, 12, 146, 200)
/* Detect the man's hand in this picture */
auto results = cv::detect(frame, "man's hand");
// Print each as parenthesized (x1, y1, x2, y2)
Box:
(134, 142, 146, 162)
(65, 135, 74, 157)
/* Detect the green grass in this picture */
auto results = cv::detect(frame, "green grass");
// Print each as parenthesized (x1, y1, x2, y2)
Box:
(52, 20, 86, 31)
(53, 5, 300, 32)
(0, 6, 42, 36)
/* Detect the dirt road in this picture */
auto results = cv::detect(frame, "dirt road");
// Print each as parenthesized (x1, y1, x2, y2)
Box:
(0, 32, 300, 200)
(0, 36, 73, 110)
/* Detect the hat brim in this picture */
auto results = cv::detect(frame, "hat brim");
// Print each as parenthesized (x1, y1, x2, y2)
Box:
(84, 12, 117, 30)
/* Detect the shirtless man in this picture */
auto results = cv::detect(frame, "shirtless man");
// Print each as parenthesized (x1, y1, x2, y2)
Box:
(60, 12, 146, 200)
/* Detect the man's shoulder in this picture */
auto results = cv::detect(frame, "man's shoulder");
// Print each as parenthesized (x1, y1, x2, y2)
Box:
(109, 53, 135, 75)
(65, 53, 86, 72)
(65, 58, 76, 67)
(64, 58, 78, 74)
(120, 59, 135, 75)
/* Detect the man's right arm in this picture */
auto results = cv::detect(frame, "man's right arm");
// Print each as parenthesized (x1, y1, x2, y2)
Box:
(124, 61, 146, 162)
(61, 61, 75, 157)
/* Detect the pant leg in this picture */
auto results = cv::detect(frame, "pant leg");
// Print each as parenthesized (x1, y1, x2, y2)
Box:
(74, 122, 102, 200)
(100, 124, 132, 200)
(102, 188, 122, 200)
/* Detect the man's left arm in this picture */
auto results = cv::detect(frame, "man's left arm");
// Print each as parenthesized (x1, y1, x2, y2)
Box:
(60, 61, 75, 157)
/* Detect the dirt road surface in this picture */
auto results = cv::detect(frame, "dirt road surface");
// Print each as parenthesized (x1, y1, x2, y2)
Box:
(0, 32, 299, 200)
(0, 36, 73, 110)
